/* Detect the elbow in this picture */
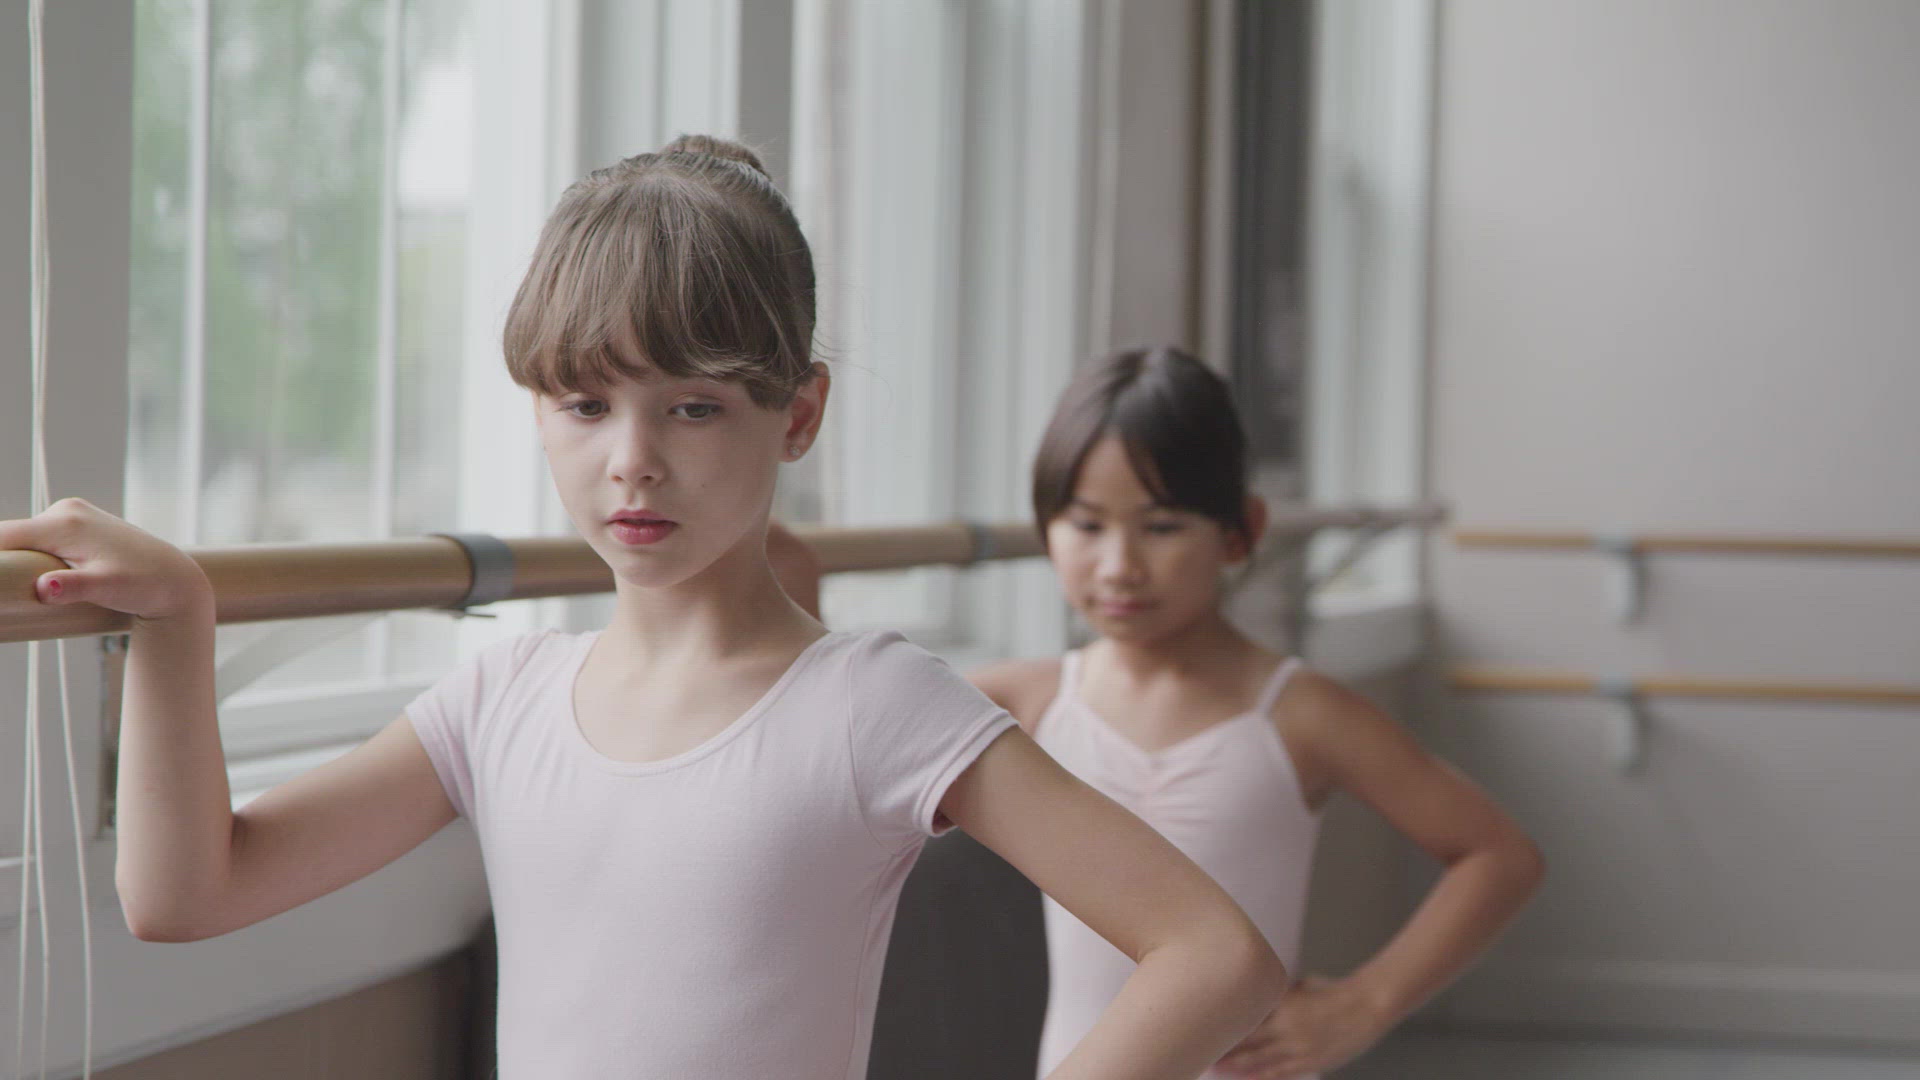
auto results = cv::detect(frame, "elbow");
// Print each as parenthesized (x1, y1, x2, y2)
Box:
(1252, 930, 1291, 1002)
(1510, 834, 1547, 895)
(116, 879, 217, 943)
(1219, 920, 1290, 1005)
(126, 917, 199, 944)
(121, 903, 204, 943)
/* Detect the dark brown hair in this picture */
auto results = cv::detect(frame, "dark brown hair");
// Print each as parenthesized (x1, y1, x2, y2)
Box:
(503, 134, 816, 408)
(1031, 346, 1250, 543)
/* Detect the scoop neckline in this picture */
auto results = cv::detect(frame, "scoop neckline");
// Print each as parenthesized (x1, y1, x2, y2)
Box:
(563, 629, 850, 775)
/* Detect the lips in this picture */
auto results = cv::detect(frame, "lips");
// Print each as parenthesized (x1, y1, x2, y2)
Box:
(607, 509, 673, 525)
(608, 511, 677, 546)
(1094, 598, 1151, 617)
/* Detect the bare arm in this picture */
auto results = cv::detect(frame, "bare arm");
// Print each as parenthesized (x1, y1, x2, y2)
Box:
(4, 499, 458, 941)
(1289, 671, 1543, 1020)
(939, 728, 1287, 1080)
(1218, 672, 1544, 1078)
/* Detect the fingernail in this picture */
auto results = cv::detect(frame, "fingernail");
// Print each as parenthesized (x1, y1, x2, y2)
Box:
(44, 578, 62, 599)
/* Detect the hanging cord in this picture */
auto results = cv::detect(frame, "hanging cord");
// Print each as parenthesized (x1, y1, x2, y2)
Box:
(16, 1, 97, 1076)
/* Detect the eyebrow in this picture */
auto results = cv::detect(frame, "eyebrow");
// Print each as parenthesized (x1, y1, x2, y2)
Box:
(1068, 497, 1172, 514)
(558, 371, 733, 396)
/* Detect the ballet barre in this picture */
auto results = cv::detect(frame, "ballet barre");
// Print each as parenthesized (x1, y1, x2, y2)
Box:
(0, 504, 1445, 645)
(1448, 667, 1920, 707)
(1450, 528, 1920, 624)
(1452, 529, 1920, 560)
(0, 523, 1038, 645)
(1448, 666, 1920, 772)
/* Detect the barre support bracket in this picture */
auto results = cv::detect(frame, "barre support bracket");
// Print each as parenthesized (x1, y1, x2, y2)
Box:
(431, 532, 517, 616)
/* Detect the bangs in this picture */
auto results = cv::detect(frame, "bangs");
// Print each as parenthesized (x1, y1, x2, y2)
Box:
(504, 165, 815, 407)
(1032, 347, 1250, 542)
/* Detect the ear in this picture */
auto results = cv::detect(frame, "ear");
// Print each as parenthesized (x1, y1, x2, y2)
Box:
(782, 362, 831, 461)
(1228, 493, 1268, 564)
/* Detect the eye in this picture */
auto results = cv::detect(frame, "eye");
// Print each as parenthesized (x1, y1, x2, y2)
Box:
(562, 398, 607, 419)
(1070, 519, 1102, 535)
(1144, 521, 1186, 535)
(671, 402, 723, 421)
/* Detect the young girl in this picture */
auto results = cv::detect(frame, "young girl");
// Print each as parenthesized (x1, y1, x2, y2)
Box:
(0, 140, 1288, 1078)
(780, 346, 1544, 1079)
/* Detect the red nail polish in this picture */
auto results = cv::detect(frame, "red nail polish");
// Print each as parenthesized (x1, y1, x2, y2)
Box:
(45, 578, 61, 598)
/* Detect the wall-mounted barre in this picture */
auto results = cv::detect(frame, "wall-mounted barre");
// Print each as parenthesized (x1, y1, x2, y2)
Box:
(1449, 667, 1920, 707)
(1449, 666, 1920, 772)
(0, 504, 1444, 646)
(1450, 529, 1920, 625)
(1452, 529, 1920, 560)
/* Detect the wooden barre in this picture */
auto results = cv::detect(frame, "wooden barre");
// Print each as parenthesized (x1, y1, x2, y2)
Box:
(0, 524, 1044, 645)
(1448, 666, 1920, 707)
(0, 504, 1444, 645)
(1452, 529, 1920, 560)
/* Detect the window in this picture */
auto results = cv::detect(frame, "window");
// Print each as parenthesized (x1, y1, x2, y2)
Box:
(784, 0, 1086, 660)
(125, 0, 569, 781)
(120, 0, 1093, 775)
(1233, 0, 1435, 610)
(2, 2, 1100, 1061)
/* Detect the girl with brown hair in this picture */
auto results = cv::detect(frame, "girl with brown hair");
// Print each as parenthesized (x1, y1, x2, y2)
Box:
(1, 141, 1286, 1078)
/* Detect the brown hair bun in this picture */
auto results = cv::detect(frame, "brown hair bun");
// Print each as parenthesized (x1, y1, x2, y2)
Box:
(661, 133, 770, 179)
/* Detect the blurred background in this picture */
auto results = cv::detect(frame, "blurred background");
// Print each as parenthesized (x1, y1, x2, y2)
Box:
(3, 1, 1918, 1077)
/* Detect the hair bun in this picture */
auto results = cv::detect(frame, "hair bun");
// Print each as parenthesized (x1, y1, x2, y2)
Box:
(661, 133, 770, 179)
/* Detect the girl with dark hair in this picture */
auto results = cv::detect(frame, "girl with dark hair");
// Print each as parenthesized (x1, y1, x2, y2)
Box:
(782, 345, 1543, 1079)
(995, 345, 1543, 1079)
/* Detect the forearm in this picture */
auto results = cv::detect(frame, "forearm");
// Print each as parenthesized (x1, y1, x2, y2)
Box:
(1046, 929, 1285, 1080)
(1345, 838, 1544, 1021)
(113, 590, 239, 938)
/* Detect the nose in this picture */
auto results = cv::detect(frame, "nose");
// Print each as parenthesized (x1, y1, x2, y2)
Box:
(607, 416, 667, 487)
(1094, 529, 1146, 588)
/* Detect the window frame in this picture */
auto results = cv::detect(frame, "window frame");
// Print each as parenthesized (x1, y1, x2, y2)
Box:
(1301, 0, 1438, 608)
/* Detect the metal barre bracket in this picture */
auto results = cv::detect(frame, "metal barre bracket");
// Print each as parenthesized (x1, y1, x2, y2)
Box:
(964, 521, 998, 565)
(1594, 674, 1649, 774)
(1592, 531, 1646, 625)
(430, 532, 516, 616)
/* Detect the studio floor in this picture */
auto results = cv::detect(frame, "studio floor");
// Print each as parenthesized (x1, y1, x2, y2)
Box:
(1337, 1033, 1920, 1079)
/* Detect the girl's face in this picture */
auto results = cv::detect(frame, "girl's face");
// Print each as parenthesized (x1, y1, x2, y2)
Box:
(1045, 435, 1253, 644)
(534, 362, 826, 590)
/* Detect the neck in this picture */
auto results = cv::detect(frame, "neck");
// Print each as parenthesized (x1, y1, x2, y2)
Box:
(1090, 610, 1263, 682)
(596, 527, 820, 669)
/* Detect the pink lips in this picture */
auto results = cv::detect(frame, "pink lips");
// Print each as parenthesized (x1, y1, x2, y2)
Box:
(608, 512, 676, 546)
(1094, 598, 1151, 618)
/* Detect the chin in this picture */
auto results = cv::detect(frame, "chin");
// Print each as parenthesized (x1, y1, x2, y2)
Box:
(1084, 604, 1211, 646)
(593, 541, 705, 590)
(1084, 613, 1169, 643)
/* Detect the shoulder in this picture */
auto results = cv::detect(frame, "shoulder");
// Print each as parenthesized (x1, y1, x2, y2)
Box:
(966, 656, 1064, 733)
(480, 628, 583, 681)
(466, 629, 589, 714)
(408, 629, 576, 738)
(1270, 664, 1411, 794)
(1272, 665, 1377, 725)
(840, 630, 999, 714)
(837, 628, 933, 676)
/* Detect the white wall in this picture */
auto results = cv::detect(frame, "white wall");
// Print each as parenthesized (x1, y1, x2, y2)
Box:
(1422, 0, 1920, 1043)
